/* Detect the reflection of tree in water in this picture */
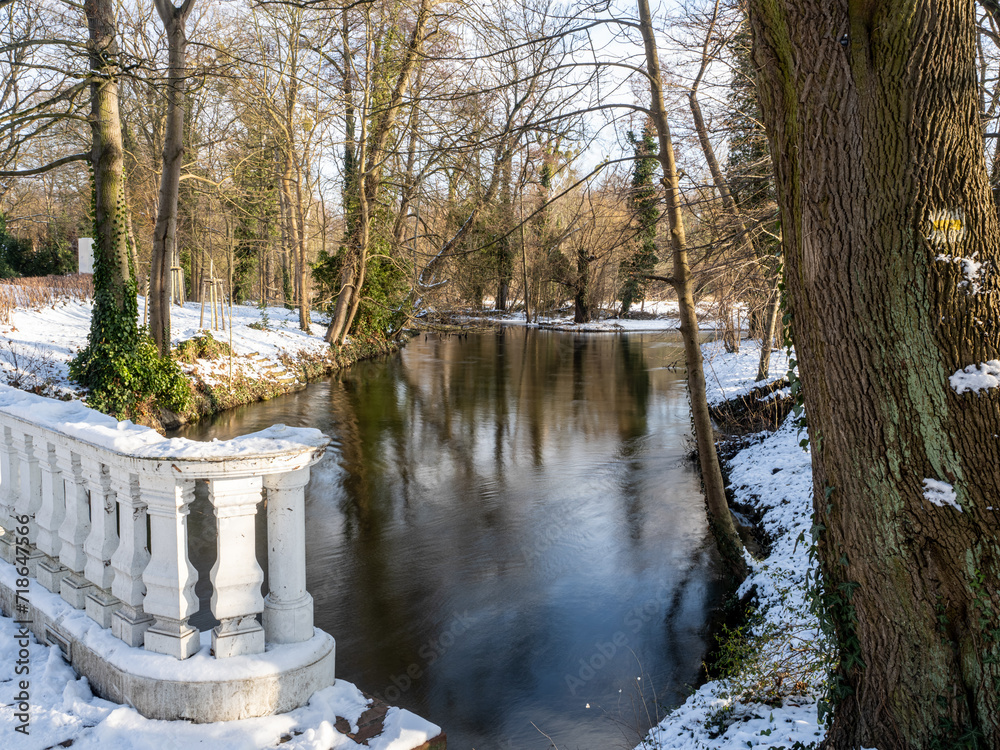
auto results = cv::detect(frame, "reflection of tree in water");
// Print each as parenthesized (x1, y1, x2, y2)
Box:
(326, 356, 435, 687)
(172, 329, 711, 750)
(324, 329, 659, 693)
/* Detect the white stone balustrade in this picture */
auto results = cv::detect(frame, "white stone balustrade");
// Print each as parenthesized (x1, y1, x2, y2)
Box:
(12, 430, 45, 575)
(82, 455, 121, 627)
(0, 427, 17, 563)
(56, 444, 93, 608)
(141, 476, 199, 659)
(110, 467, 153, 645)
(0, 386, 329, 658)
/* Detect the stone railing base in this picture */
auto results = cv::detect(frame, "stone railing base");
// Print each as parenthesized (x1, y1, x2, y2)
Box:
(0, 562, 335, 723)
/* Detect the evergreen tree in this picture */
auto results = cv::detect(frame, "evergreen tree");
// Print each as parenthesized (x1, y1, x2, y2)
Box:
(619, 124, 658, 316)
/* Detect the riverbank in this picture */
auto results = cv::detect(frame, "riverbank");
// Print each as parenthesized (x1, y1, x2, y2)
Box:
(633, 340, 847, 750)
(0, 296, 402, 430)
(429, 298, 725, 332)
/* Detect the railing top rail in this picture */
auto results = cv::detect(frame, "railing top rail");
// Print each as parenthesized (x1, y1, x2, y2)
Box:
(0, 385, 329, 471)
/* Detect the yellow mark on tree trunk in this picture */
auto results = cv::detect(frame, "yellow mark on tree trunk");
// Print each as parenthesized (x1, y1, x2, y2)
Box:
(927, 208, 967, 246)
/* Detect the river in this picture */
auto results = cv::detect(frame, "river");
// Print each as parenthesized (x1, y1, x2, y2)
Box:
(172, 328, 722, 750)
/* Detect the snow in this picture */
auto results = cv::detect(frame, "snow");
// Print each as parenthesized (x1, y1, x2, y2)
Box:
(0, 383, 327, 460)
(702, 339, 790, 407)
(935, 252, 982, 293)
(452, 298, 724, 331)
(0, 297, 335, 401)
(949, 360, 1000, 394)
(367, 708, 442, 750)
(922, 478, 962, 512)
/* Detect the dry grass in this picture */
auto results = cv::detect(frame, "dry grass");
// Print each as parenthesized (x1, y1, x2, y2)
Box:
(0, 274, 94, 324)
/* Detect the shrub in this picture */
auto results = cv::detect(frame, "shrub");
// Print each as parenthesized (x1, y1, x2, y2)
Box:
(70, 333, 191, 421)
(175, 332, 234, 363)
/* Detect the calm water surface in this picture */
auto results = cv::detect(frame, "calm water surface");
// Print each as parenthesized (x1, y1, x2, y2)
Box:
(173, 328, 722, 750)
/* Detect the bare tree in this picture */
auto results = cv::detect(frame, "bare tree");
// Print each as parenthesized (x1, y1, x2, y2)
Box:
(638, 0, 747, 579)
(149, 0, 196, 356)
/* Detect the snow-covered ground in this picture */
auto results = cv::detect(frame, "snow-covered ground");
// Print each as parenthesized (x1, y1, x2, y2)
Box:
(636, 415, 828, 749)
(0, 297, 333, 399)
(701, 339, 790, 406)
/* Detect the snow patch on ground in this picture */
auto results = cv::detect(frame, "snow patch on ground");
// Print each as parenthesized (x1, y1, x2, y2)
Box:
(0, 611, 439, 750)
(453, 298, 723, 331)
(702, 339, 790, 407)
(0, 297, 335, 400)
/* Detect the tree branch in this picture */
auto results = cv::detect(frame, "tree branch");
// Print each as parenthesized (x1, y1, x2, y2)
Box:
(0, 152, 90, 177)
(641, 273, 677, 285)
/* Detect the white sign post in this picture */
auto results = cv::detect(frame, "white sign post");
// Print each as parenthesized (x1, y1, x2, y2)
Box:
(78, 238, 94, 274)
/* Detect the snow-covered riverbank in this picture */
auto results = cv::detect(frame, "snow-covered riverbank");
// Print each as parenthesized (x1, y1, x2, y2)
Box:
(444, 298, 726, 332)
(0, 297, 338, 402)
(635, 341, 848, 750)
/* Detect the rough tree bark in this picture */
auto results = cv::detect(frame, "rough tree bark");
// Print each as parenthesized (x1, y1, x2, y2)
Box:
(748, 1, 1000, 747)
(638, 0, 747, 580)
(86, 0, 133, 302)
(150, 0, 195, 356)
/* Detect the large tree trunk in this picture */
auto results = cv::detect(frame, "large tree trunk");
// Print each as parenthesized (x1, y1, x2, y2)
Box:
(749, 1, 1000, 747)
(638, 0, 747, 580)
(86, 0, 133, 305)
(150, 0, 194, 356)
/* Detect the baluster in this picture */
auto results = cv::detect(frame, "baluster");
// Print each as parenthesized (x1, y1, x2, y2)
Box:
(209, 476, 265, 657)
(263, 469, 314, 644)
(110, 467, 153, 646)
(56, 445, 93, 608)
(81, 456, 121, 627)
(141, 475, 200, 659)
(11, 430, 44, 575)
(36, 439, 68, 592)
(0, 425, 19, 564)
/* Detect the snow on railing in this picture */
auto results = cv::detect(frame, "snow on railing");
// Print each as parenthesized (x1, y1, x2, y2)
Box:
(0, 385, 329, 660)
